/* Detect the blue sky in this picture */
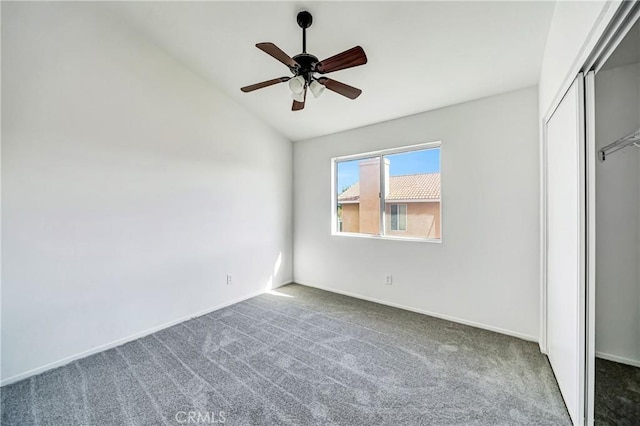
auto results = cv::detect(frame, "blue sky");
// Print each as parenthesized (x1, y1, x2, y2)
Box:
(337, 148, 440, 194)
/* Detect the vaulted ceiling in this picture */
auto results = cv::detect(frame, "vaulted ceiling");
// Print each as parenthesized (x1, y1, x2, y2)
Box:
(105, 1, 555, 141)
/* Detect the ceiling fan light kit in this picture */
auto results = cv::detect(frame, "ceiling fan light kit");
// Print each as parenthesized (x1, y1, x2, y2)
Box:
(289, 75, 306, 95)
(291, 90, 305, 103)
(240, 11, 367, 111)
(309, 80, 325, 98)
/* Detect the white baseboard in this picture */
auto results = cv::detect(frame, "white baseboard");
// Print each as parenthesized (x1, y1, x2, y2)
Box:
(596, 351, 640, 368)
(539, 342, 548, 355)
(1, 282, 291, 387)
(295, 281, 538, 343)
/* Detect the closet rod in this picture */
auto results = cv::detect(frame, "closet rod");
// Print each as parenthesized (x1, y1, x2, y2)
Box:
(599, 128, 640, 162)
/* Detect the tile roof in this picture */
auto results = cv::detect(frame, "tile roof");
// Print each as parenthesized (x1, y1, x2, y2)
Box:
(338, 173, 440, 202)
(337, 183, 361, 202)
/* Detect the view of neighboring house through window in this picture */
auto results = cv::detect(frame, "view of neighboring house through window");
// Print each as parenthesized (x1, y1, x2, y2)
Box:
(334, 143, 441, 241)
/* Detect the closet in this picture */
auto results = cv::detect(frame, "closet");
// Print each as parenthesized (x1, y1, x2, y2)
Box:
(593, 18, 640, 426)
(542, 4, 640, 425)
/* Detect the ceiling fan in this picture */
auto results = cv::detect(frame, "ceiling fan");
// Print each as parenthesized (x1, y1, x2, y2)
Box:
(240, 11, 367, 111)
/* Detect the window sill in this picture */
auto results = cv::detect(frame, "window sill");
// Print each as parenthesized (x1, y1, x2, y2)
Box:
(332, 232, 442, 243)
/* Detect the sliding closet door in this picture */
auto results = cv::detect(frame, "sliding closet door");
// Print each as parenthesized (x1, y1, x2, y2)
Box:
(545, 74, 586, 425)
(585, 70, 596, 426)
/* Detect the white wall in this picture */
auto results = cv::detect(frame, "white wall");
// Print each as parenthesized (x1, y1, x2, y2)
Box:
(594, 62, 640, 365)
(293, 87, 540, 340)
(539, 0, 618, 118)
(1, 2, 292, 383)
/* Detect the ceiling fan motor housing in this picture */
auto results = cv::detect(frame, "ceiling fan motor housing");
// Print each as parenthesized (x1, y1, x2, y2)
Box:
(292, 53, 319, 82)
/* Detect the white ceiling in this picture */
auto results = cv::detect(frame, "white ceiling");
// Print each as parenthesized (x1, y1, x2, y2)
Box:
(104, 1, 555, 141)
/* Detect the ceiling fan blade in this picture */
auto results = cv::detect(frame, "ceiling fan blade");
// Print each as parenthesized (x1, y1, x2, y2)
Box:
(241, 77, 290, 93)
(317, 77, 362, 99)
(316, 46, 367, 74)
(256, 43, 298, 69)
(292, 87, 307, 111)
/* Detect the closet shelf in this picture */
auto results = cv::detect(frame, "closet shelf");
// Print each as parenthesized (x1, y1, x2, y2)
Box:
(599, 128, 640, 162)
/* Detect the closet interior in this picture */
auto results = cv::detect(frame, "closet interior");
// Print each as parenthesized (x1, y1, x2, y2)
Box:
(594, 17, 640, 425)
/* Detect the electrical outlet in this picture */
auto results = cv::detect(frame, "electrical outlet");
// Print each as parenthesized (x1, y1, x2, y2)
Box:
(226, 274, 232, 285)
(385, 275, 393, 285)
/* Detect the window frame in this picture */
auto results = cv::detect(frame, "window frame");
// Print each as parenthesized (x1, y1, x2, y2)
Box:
(331, 141, 442, 243)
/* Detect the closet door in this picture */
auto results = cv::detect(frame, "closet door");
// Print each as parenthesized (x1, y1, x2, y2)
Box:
(585, 70, 596, 426)
(545, 74, 586, 425)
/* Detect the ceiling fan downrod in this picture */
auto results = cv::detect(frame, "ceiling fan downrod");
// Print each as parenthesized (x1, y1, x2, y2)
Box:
(292, 11, 319, 86)
(297, 11, 313, 54)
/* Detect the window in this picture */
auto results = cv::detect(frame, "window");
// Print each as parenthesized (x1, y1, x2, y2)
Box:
(390, 204, 407, 231)
(333, 142, 441, 241)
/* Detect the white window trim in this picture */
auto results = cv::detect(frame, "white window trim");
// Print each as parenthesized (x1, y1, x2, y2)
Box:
(331, 141, 442, 242)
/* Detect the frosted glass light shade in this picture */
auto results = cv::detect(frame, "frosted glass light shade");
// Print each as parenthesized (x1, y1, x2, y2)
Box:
(309, 80, 325, 98)
(288, 76, 305, 94)
(291, 91, 305, 102)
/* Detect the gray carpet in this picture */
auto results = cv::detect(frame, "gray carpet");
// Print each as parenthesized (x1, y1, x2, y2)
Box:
(595, 357, 640, 425)
(1, 284, 570, 425)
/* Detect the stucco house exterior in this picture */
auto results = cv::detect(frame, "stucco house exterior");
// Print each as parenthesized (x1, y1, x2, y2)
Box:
(337, 158, 441, 239)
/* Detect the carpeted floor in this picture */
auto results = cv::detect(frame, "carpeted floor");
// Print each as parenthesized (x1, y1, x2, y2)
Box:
(595, 357, 640, 425)
(1, 284, 571, 425)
